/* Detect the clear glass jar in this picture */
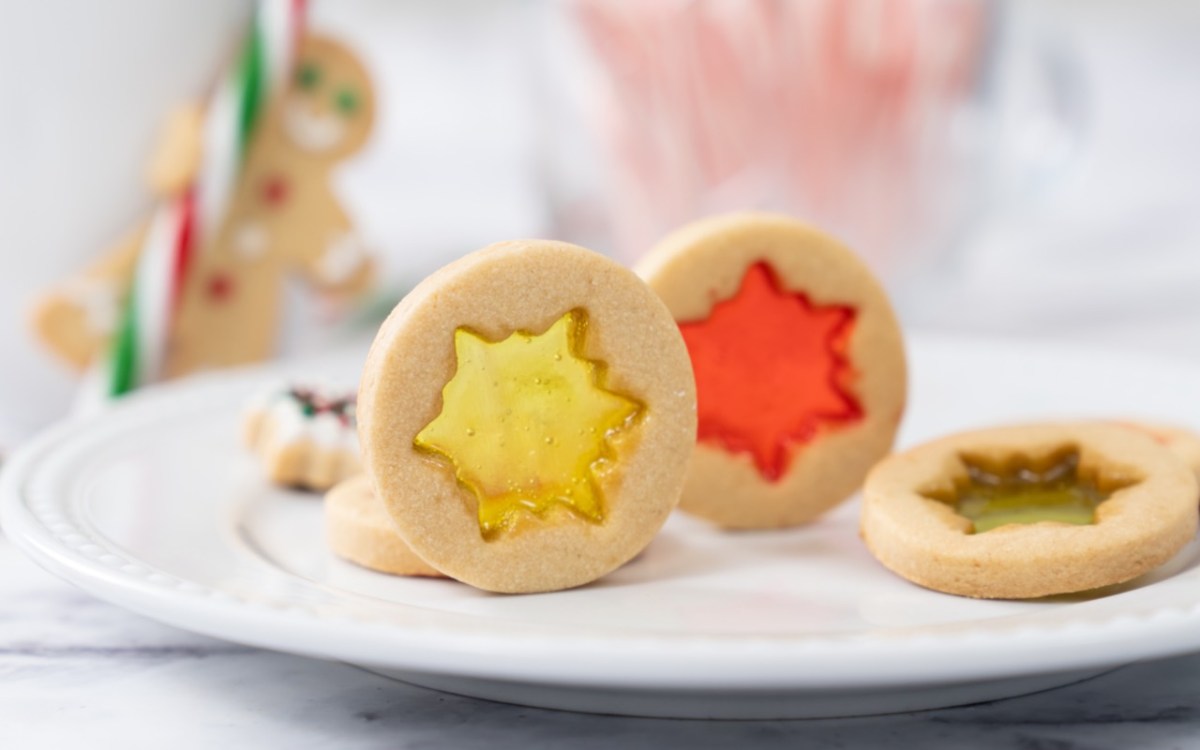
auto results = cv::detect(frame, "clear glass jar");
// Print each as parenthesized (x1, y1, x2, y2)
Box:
(537, 0, 1082, 285)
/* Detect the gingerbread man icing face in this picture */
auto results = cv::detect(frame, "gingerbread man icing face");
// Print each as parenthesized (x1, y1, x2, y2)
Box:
(281, 35, 374, 159)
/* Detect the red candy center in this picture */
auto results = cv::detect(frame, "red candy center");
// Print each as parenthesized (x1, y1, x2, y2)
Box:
(678, 262, 863, 482)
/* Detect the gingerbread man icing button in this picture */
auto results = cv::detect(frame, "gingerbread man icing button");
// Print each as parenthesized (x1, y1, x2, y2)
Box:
(862, 423, 1199, 599)
(636, 213, 907, 529)
(358, 240, 696, 594)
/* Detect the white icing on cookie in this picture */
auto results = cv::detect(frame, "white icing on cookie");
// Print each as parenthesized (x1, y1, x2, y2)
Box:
(58, 276, 120, 334)
(316, 232, 368, 284)
(246, 383, 358, 451)
(283, 98, 346, 152)
(233, 221, 269, 261)
(264, 398, 357, 449)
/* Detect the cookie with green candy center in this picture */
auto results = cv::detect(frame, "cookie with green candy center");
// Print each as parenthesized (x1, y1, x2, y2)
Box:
(862, 423, 1198, 599)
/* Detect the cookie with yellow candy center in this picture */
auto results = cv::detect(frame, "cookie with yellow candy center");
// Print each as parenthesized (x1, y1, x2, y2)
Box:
(636, 212, 906, 529)
(358, 240, 696, 594)
(861, 423, 1198, 599)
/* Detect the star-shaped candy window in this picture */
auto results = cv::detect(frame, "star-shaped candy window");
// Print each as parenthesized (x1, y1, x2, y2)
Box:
(414, 310, 643, 539)
(678, 262, 863, 482)
(923, 448, 1138, 534)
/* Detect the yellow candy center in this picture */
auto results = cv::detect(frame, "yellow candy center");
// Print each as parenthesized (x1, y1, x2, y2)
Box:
(926, 449, 1136, 534)
(414, 309, 643, 539)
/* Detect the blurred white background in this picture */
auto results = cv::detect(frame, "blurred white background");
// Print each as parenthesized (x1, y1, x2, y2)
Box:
(1, 0, 1198, 446)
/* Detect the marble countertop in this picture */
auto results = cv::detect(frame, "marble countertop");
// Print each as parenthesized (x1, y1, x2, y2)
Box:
(4, 536, 1200, 748)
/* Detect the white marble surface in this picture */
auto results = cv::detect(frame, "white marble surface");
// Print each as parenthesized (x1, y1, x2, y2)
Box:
(2, 533, 1199, 748)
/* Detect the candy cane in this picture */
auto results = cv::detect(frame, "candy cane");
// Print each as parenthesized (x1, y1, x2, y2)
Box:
(106, 0, 306, 397)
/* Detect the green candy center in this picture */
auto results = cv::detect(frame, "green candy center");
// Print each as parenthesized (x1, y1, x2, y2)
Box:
(926, 449, 1135, 534)
(955, 482, 1105, 533)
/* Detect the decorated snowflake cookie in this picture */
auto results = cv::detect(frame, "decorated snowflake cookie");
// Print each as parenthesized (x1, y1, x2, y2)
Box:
(244, 383, 361, 491)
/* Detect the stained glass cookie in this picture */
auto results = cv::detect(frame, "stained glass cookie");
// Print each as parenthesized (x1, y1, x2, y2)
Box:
(244, 384, 361, 491)
(861, 423, 1198, 599)
(637, 212, 906, 529)
(358, 240, 696, 594)
(325, 476, 444, 577)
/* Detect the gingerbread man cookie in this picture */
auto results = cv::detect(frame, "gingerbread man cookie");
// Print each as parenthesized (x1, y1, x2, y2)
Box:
(244, 383, 361, 491)
(325, 476, 444, 578)
(31, 231, 143, 370)
(168, 33, 377, 377)
(32, 6, 375, 396)
(358, 240, 696, 594)
(862, 423, 1198, 599)
(637, 212, 906, 529)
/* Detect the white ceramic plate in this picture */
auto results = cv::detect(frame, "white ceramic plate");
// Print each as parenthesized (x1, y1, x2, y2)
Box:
(5, 335, 1200, 720)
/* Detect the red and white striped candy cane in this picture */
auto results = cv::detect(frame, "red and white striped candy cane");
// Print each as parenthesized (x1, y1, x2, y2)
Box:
(107, 0, 307, 397)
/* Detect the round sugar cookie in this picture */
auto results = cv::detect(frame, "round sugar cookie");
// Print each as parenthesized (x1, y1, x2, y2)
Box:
(325, 476, 444, 578)
(636, 212, 906, 529)
(358, 240, 696, 594)
(861, 423, 1198, 599)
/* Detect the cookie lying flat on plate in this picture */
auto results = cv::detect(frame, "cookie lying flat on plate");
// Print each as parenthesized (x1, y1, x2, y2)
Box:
(358, 240, 696, 594)
(325, 476, 444, 578)
(637, 212, 906, 529)
(861, 423, 1199, 599)
(244, 384, 361, 491)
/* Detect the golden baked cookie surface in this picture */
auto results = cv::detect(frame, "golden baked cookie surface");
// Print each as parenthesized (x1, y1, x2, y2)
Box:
(325, 475, 444, 578)
(1107, 421, 1200, 483)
